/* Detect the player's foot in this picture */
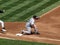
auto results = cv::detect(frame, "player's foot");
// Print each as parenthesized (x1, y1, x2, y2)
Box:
(1, 29, 7, 33)
(21, 30, 24, 34)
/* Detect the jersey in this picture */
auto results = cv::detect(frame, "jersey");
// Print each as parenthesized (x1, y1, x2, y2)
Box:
(26, 18, 35, 27)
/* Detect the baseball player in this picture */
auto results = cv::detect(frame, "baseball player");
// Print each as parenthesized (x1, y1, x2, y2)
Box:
(0, 10, 6, 33)
(21, 15, 40, 35)
(0, 20, 6, 33)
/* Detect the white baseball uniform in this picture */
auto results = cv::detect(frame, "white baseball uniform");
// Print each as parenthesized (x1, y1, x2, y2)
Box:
(0, 20, 4, 28)
(0, 20, 6, 32)
(22, 18, 37, 34)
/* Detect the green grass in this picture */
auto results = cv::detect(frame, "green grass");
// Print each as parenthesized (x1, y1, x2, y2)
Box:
(16, 0, 60, 21)
(7, 0, 48, 22)
(25, 0, 60, 21)
(0, 0, 43, 21)
(2, 0, 26, 10)
(0, 0, 9, 5)
(0, 38, 55, 45)
(0, 0, 60, 22)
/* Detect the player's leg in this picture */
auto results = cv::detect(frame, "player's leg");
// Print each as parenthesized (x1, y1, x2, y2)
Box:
(21, 27, 32, 35)
(34, 25, 40, 34)
(0, 20, 6, 33)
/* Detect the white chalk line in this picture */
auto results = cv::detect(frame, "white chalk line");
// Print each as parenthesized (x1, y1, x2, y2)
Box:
(0, 33, 60, 42)
(0, 36, 15, 40)
(23, 35, 60, 41)
(40, 6, 60, 18)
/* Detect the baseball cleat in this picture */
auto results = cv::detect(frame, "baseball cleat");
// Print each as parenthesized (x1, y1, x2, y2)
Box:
(1, 29, 7, 33)
(34, 32, 40, 35)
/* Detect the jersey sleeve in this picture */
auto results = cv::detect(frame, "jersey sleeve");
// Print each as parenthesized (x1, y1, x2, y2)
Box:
(30, 18, 34, 25)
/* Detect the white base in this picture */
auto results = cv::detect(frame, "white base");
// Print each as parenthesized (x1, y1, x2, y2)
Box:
(16, 33, 23, 36)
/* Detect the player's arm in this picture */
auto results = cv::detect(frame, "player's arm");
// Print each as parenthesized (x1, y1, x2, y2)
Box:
(30, 24, 35, 28)
(30, 21, 36, 28)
